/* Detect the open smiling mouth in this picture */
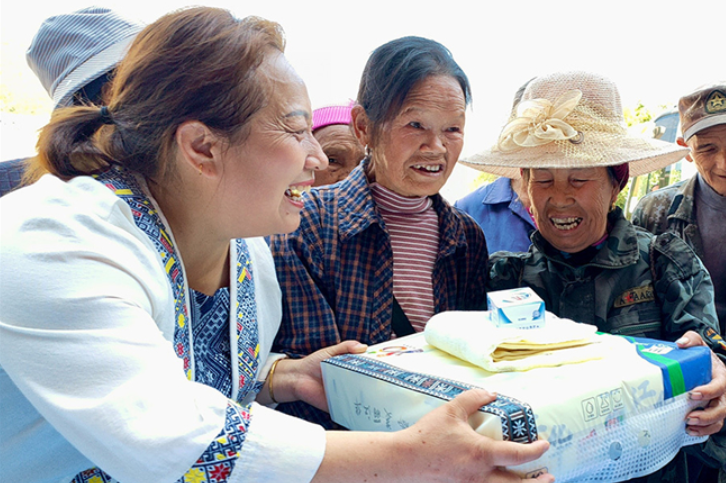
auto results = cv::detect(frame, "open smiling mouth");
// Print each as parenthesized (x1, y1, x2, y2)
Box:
(412, 164, 443, 173)
(551, 216, 583, 231)
(284, 185, 311, 203)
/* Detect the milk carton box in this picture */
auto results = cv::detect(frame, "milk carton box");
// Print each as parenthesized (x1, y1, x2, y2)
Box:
(487, 287, 545, 329)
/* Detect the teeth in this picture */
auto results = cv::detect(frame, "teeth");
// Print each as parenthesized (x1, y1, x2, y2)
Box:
(285, 185, 311, 201)
(413, 165, 442, 172)
(551, 217, 582, 231)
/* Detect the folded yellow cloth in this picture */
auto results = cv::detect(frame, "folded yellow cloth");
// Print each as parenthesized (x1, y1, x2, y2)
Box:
(424, 310, 606, 372)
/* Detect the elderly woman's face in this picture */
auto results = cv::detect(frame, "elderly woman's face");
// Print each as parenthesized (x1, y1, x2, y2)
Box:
(369, 75, 465, 197)
(313, 124, 364, 187)
(527, 167, 619, 253)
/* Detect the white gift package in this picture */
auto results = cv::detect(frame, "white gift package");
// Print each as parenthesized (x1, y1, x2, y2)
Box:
(321, 311, 711, 482)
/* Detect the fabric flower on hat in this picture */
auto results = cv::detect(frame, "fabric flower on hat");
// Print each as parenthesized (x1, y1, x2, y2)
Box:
(497, 90, 582, 152)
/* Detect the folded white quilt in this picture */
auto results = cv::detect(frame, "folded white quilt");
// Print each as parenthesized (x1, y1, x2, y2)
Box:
(424, 310, 613, 372)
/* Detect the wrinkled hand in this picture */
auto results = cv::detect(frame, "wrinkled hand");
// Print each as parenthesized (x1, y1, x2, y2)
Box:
(278, 340, 367, 411)
(400, 389, 554, 483)
(677, 331, 726, 436)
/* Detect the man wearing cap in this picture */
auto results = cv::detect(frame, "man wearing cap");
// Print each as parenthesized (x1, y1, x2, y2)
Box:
(632, 82, 726, 483)
(0, 6, 142, 196)
(633, 83, 726, 336)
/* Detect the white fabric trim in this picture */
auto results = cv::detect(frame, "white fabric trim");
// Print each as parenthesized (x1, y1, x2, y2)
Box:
(247, 239, 283, 377)
(230, 240, 241, 400)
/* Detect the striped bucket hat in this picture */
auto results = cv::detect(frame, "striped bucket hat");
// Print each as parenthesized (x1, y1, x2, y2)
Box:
(26, 7, 143, 108)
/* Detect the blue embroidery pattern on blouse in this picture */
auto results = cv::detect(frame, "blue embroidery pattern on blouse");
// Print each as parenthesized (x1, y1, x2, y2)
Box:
(181, 403, 252, 482)
(72, 168, 257, 482)
(70, 468, 116, 482)
(94, 167, 193, 380)
(70, 403, 251, 483)
(233, 238, 260, 402)
(192, 287, 233, 397)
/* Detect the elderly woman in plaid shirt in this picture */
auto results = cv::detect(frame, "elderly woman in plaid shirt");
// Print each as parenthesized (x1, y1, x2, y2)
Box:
(270, 35, 489, 429)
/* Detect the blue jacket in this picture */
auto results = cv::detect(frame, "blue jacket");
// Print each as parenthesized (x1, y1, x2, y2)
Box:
(454, 176, 535, 253)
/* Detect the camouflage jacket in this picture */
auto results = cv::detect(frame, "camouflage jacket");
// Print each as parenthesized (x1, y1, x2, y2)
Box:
(488, 207, 724, 482)
(631, 175, 704, 260)
(632, 176, 726, 482)
(488, 207, 719, 341)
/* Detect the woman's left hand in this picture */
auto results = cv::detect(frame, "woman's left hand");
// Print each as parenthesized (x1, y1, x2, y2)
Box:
(677, 330, 726, 436)
(263, 341, 368, 411)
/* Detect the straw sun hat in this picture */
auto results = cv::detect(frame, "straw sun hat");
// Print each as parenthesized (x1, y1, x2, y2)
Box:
(461, 71, 688, 179)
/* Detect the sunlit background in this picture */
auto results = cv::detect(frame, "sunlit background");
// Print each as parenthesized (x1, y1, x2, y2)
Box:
(1, 0, 722, 203)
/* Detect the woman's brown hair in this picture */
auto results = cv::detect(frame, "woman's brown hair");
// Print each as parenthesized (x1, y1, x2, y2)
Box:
(26, 7, 285, 183)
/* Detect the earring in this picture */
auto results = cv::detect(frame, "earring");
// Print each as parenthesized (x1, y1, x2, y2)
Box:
(364, 145, 373, 162)
(198, 164, 203, 176)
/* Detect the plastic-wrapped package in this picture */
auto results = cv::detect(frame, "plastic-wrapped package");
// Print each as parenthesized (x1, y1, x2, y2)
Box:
(322, 313, 710, 482)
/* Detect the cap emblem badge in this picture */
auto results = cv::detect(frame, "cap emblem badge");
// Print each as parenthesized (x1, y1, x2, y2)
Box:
(705, 90, 726, 114)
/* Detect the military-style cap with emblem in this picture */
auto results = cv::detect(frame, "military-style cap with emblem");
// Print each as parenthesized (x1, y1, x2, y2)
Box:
(679, 81, 726, 141)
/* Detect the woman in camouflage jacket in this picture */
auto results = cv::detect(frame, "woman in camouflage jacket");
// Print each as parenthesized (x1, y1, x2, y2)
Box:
(462, 71, 726, 483)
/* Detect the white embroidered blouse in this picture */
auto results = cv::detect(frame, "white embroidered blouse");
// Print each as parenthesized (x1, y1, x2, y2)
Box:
(0, 172, 324, 483)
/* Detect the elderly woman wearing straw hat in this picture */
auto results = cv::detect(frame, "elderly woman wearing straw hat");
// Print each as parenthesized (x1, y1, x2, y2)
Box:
(463, 71, 726, 483)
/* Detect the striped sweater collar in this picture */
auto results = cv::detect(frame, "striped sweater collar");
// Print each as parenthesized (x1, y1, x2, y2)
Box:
(369, 182, 433, 215)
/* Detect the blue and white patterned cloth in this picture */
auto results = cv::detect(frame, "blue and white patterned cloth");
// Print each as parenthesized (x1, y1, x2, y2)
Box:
(192, 288, 234, 397)
(70, 167, 260, 483)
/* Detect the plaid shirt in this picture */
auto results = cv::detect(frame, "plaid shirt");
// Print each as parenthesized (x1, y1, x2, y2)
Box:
(269, 162, 488, 427)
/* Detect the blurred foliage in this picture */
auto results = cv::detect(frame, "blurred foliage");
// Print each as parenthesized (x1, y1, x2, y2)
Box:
(620, 102, 682, 217)
(469, 171, 498, 191)
(623, 102, 653, 127)
(0, 82, 51, 115)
